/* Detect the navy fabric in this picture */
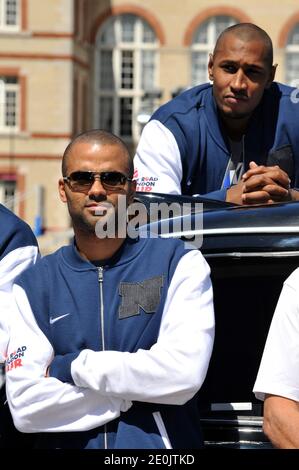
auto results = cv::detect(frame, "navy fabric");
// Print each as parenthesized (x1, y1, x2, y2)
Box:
(0, 204, 38, 261)
(150, 82, 299, 198)
(15, 236, 204, 449)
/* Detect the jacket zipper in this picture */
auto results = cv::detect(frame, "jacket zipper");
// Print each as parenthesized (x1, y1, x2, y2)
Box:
(98, 266, 108, 449)
(98, 267, 105, 351)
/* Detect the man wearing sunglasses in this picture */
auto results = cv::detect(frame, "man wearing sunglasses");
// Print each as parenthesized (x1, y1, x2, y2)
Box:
(5, 129, 214, 449)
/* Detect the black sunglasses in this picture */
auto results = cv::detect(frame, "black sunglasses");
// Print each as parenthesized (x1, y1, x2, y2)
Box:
(63, 171, 133, 192)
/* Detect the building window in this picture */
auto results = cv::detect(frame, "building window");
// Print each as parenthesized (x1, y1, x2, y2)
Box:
(0, 177, 16, 211)
(0, 76, 19, 130)
(0, 0, 19, 31)
(94, 14, 159, 141)
(285, 24, 299, 87)
(191, 15, 237, 86)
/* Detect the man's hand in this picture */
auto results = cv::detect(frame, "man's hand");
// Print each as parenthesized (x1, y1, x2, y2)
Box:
(226, 161, 299, 205)
(226, 181, 245, 204)
(241, 161, 291, 204)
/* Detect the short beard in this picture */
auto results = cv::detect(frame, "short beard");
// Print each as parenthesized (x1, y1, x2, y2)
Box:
(70, 211, 97, 235)
(70, 209, 122, 238)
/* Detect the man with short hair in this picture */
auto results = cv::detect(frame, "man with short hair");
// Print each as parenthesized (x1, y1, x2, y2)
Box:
(134, 23, 299, 204)
(6, 129, 215, 449)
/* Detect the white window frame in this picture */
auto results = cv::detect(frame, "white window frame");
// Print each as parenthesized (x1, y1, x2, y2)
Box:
(0, 178, 16, 211)
(191, 15, 237, 86)
(0, 76, 19, 131)
(94, 14, 159, 141)
(0, 0, 20, 32)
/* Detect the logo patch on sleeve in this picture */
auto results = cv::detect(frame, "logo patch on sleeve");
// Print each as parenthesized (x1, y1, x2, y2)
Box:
(5, 346, 27, 372)
(119, 275, 163, 319)
(135, 176, 158, 192)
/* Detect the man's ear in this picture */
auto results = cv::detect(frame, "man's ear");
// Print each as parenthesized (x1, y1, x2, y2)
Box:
(128, 180, 137, 204)
(58, 178, 67, 203)
(265, 63, 277, 89)
(208, 53, 214, 81)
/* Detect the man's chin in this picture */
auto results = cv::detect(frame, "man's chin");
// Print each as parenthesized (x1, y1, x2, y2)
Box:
(221, 107, 252, 120)
(72, 216, 97, 234)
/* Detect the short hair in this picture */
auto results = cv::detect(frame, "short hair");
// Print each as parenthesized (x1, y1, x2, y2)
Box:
(62, 129, 133, 177)
(213, 23, 273, 68)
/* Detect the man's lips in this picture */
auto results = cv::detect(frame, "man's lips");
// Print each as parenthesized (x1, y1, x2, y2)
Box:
(85, 202, 113, 215)
(224, 94, 248, 104)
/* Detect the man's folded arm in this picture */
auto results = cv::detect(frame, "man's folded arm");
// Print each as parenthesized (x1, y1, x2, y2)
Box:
(5, 284, 132, 433)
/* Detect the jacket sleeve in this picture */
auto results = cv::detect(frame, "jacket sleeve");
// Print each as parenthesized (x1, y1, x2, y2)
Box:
(5, 284, 132, 433)
(202, 188, 227, 201)
(0, 243, 39, 362)
(70, 250, 215, 405)
(134, 120, 229, 201)
(134, 120, 183, 195)
(253, 268, 299, 402)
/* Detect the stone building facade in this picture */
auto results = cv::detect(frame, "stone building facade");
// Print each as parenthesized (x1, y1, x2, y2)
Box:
(0, 0, 298, 251)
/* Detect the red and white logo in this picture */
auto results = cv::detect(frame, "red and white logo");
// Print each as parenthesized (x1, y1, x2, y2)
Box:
(5, 346, 27, 372)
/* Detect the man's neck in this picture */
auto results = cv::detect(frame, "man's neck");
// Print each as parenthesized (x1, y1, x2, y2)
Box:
(74, 231, 126, 262)
(220, 114, 250, 141)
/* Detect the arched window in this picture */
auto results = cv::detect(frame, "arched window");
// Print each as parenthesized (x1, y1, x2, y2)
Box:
(191, 15, 238, 86)
(285, 24, 299, 87)
(94, 14, 159, 141)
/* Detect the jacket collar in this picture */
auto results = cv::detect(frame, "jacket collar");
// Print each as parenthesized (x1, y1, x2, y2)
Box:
(203, 86, 230, 155)
(60, 235, 145, 271)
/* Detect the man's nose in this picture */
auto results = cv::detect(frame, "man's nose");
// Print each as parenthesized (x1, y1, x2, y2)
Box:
(231, 69, 247, 91)
(88, 176, 107, 198)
